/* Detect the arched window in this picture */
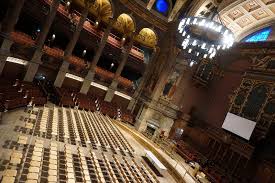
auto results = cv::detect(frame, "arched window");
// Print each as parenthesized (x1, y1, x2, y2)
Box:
(243, 27, 272, 43)
(154, 0, 170, 16)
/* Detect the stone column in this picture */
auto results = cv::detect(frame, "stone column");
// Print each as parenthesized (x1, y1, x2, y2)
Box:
(24, 0, 60, 82)
(104, 34, 135, 102)
(80, 19, 114, 94)
(147, 0, 156, 10)
(0, 0, 26, 76)
(54, 6, 89, 88)
(127, 47, 160, 111)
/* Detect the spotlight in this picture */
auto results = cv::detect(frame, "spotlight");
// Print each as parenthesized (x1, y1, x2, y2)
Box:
(52, 34, 56, 40)
(82, 49, 87, 57)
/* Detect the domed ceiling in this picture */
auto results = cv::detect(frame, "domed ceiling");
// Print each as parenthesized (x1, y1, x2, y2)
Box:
(73, 0, 112, 21)
(135, 28, 157, 48)
(73, 1, 158, 47)
(113, 13, 135, 35)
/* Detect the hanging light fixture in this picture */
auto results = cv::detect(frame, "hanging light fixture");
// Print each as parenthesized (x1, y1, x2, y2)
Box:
(178, 9, 234, 66)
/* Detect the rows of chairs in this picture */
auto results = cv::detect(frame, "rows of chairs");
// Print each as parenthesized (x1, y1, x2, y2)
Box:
(2, 137, 158, 183)
(0, 105, 159, 183)
(27, 105, 134, 156)
(176, 140, 205, 163)
(0, 79, 47, 111)
(176, 140, 229, 183)
(55, 88, 135, 125)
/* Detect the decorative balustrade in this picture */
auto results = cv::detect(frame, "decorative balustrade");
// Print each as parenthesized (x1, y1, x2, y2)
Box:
(108, 33, 121, 48)
(130, 46, 144, 61)
(10, 32, 35, 47)
(95, 67, 115, 81)
(43, 46, 64, 59)
(68, 55, 86, 68)
(83, 19, 102, 38)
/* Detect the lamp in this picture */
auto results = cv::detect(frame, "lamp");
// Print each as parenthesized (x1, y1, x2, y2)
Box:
(178, 9, 234, 66)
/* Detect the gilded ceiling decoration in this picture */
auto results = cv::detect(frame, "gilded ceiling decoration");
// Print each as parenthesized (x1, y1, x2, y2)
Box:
(73, 0, 112, 21)
(220, 0, 275, 40)
(135, 28, 158, 48)
(189, 0, 275, 41)
(113, 13, 135, 35)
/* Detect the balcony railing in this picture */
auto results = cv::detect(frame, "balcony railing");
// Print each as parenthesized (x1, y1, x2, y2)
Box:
(130, 46, 144, 61)
(43, 46, 64, 59)
(108, 33, 121, 48)
(43, 0, 144, 61)
(9, 31, 134, 92)
(10, 32, 35, 46)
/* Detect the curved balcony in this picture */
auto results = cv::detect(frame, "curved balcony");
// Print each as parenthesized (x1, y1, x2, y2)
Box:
(108, 33, 122, 49)
(10, 31, 135, 93)
(95, 67, 114, 83)
(43, 46, 64, 59)
(130, 46, 144, 61)
(10, 32, 35, 47)
(42, 0, 145, 61)
(68, 55, 86, 68)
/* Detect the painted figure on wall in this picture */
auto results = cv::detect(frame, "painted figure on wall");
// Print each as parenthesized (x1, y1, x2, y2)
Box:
(162, 67, 180, 99)
(162, 61, 185, 100)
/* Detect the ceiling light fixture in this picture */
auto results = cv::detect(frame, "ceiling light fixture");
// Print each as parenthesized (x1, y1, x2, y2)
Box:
(178, 11, 234, 66)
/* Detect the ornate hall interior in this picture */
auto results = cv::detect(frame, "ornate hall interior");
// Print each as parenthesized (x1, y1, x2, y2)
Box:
(0, 0, 275, 183)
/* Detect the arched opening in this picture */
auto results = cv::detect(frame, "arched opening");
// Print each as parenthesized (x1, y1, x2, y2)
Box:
(242, 27, 272, 43)
(153, 0, 171, 16)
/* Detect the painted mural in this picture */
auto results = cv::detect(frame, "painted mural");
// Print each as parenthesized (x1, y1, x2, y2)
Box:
(162, 60, 186, 100)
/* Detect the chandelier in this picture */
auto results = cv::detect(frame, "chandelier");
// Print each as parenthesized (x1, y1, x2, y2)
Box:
(178, 16, 234, 66)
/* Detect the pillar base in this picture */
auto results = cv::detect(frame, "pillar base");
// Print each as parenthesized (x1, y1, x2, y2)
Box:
(80, 71, 95, 94)
(24, 62, 39, 82)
